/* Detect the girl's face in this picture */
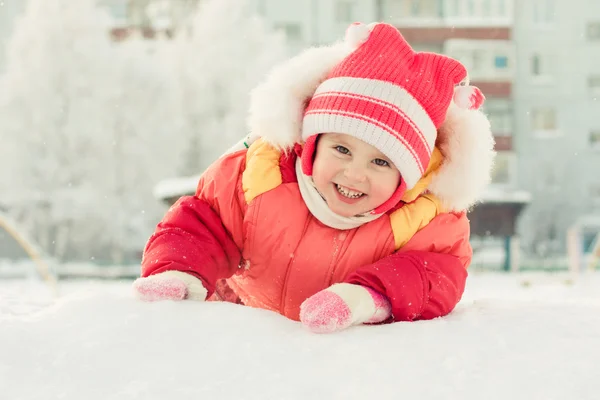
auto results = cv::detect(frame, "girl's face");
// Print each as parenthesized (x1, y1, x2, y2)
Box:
(311, 133, 401, 217)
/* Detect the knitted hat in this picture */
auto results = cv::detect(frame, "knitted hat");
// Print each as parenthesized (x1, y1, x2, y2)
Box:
(300, 23, 476, 214)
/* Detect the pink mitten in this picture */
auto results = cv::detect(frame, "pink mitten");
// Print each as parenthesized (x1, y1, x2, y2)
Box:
(299, 283, 392, 333)
(133, 271, 208, 302)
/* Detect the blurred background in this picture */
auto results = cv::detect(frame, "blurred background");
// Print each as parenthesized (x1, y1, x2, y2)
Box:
(0, 0, 599, 282)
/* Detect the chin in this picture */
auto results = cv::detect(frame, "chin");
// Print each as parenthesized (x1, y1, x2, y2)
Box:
(328, 203, 366, 217)
(332, 209, 357, 218)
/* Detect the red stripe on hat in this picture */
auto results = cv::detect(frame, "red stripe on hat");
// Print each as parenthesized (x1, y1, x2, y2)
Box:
(306, 98, 430, 171)
(311, 91, 432, 154)
(305, 109, 426, 174)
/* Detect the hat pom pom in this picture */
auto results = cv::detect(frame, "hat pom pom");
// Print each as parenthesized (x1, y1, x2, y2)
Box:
(453, 85, 485, 110)
(345, 22, 375, 48)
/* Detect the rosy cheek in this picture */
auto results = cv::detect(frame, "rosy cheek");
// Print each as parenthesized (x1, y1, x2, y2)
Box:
(312, 167, 333, 193)
(316, 160, 337, 182)
(371, 176, 398, 200)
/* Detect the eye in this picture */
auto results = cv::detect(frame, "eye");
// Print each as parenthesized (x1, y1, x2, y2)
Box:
(373, 158, 390, 167)
(335, 145, 350, 155)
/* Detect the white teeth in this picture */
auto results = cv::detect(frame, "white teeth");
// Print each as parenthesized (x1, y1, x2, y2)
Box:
(336, 184, 364, 199)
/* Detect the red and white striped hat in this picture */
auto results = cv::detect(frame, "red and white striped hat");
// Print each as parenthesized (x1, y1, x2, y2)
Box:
(300, 23, 472, 213)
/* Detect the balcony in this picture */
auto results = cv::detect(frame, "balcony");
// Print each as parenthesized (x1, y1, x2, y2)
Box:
(379, 0, 514, 28)
(472, 81, 511, 97)
(493, 136, 513, 151)
(397, 27, 511, 43)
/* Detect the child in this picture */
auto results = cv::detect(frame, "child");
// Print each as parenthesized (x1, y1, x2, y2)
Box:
(133, 22, 495, 333)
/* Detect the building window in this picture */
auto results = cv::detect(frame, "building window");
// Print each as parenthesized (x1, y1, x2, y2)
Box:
(488, 112, 512, 135)
(498, 0, 506, 16)
(411, 0, 439, 17)
(451, 49, 483, 75)
(590, 130, 600, 150)
(490, 152, 515, 185)
(335, 1, 354, 23)
(379, 0, 401, 18)
(410, 0, 441, 17)
(483, 99, 513, 135)
(531, 54, 542, 75)
(410, 0, 420, 16)
(467, 0, 476, 16)
(382, 0, 441, 19)
(589, 75, 600, 96)
(444, 39, 514, 80)
(472, 50, 485, 71)
(435, 0, 444, 17)
(590, 184, 600, 207)
(495, 55, 509, 69)
(533, 0, 555, 25)
(587, 22, 600, 41)
(482, 0, 492, 16)
(531, 108, 558, 137)
(531, 53, 554, 82)
(435, 0, 445, 18)
(447, 0, 460, 17)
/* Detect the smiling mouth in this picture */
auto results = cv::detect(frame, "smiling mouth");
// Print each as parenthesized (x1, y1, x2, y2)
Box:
(335, 184, 365, 199)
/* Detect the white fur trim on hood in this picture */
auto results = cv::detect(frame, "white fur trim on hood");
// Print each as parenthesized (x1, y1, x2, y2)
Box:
(247, 42, 354, 150)
(430, 103, 495, 211)
(246, 45, 495, 212)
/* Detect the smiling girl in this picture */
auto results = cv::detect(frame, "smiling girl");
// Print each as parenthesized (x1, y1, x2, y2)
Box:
(133, 22, 495, 333)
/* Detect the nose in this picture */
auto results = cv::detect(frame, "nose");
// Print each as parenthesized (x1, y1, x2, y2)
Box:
(343, 162, 367, 183)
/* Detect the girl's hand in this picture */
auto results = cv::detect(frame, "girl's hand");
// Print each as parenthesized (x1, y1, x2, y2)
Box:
(299, 283, 391, 333)
(132, 271, 208, 302)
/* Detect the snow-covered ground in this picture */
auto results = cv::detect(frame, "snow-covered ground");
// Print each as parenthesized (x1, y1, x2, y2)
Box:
(1, 272, 600, 400)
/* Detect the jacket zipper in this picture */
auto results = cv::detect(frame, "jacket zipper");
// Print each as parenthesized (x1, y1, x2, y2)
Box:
(326, 230, 349, 287)
(280, 215, 312, 315)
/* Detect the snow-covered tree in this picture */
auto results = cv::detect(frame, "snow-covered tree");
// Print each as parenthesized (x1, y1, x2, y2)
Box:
(92, 36, 183, 264)
(168, 0, 288, 175)
(0, 0, 181, 262)
(0, 0, 288, 262)
(0, 0, 116, 259)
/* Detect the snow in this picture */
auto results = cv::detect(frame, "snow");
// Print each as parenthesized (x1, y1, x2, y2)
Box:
(2, 272, 600, 399)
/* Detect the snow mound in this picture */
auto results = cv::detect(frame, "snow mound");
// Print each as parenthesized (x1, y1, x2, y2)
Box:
(1, 277, 600, 399)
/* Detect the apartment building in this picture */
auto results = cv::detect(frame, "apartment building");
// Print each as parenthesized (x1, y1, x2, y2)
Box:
(251, 1, 521, 201)
(371, 0, 524, 270)
(513, 0, 600, 256)
(378, 0, 514, 182)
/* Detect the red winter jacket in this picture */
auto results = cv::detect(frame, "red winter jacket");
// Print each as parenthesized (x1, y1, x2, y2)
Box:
(141, 139, 473, 322)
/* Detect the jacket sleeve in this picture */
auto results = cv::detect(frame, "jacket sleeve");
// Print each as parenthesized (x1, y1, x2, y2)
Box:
(344, 211, 471, 322)
(141, 150, 247, 297)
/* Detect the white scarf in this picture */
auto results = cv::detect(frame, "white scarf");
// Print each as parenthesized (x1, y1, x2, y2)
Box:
(295, 159, 382, 230)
